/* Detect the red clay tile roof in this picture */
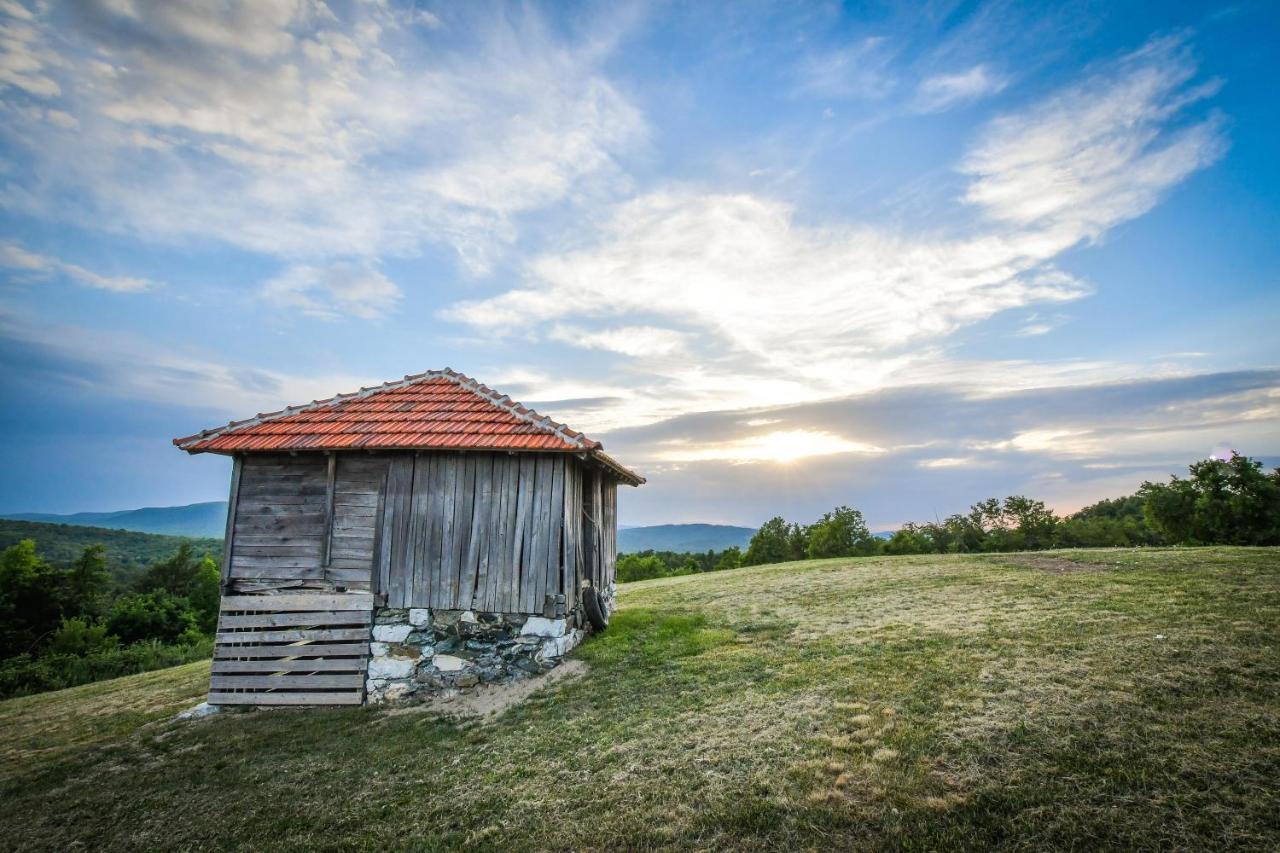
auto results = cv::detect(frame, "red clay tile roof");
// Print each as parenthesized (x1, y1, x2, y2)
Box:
(174, 369, 643, 485)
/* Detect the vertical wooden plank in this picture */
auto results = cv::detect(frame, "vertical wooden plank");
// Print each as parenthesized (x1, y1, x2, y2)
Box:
(492, 455, 514, 612)
(510, 455, 534, 612)
(384, 454, 414, 605)
(408, 453, 431, 608)
(465, 455, 491, 610)
(526, 456, 547, 613)
(544, 455, 565, 602)
(447, 455, 474, 609)
(603, 480, 617, 587)
(483, 456, 502, 611)
(322, 453, 336, 567)
(561, 462, 576, 601)
(221, 455, 243, 585)
(436, 455, 457, 608)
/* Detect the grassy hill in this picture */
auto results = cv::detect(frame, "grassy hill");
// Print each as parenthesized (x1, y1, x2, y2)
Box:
(3, 501, 228, 538)
(619, 522, 755, 553)
(0, 519, 221, 587)
(2, 547, 1277, 850)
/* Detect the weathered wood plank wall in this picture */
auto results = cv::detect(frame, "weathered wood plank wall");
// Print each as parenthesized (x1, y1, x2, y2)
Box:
(228, 454, 328, 585)
(226, 451, 620, 614)
(380, 452, 576, 613)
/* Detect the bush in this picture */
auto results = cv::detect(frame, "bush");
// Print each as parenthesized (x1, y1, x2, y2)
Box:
(105, 590, 199, 645)
(0, 636, 213, 699)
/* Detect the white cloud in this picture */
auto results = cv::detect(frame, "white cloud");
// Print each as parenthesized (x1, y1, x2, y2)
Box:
(0, 2, 61, 97)
(0, 1, 644, 275)
(445, 35, 1226, 432)
(794, 37, 895, 99)
(917, 456, 975, 468)
(0, 241, 151, 292)
(549, 325, 687, 358)
(915, 64, 1008, 112)
(261, 262, 401, 321)
(0, 309, 375, 416)
(658, 430, 884, 464)
(962, 35, 1226, 240)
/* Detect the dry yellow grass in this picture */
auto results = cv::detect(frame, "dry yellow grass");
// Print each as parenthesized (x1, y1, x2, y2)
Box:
(1, 547, 1277, 851)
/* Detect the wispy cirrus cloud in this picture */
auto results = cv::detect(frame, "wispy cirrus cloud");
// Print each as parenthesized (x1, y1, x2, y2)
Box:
(0, 241, 152, 292)
(261, 262, 401, 321)
(0, 0, 644, 275)
(914, 64, 1008, 112)
(962, 34, 1226, 238)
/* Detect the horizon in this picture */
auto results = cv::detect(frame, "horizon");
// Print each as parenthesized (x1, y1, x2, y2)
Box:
(1, 1, 1277, 528)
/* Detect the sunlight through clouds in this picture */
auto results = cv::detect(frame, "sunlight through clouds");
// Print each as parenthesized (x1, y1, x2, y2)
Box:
(657, 430, 885, 464)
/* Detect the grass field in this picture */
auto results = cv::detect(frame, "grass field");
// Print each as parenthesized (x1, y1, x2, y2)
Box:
(2, 548, 1277, 851)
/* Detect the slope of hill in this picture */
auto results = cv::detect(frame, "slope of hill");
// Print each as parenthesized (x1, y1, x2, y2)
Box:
(2, 547, 1276, 850)
(0, 519, 221, 587)
(618, 523, 755, 553)
(3, 501, 228, 539)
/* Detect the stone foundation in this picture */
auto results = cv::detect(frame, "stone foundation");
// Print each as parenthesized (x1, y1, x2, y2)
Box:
(365, 606, 589, 704)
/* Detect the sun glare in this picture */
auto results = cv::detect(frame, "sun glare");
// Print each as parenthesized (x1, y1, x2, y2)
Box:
(659, 429, 883, 464)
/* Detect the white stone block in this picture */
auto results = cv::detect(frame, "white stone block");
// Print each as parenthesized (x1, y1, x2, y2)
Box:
(383, 683, 412, 702)
(459, 610, 478, 623)
(369, 641, 389, 657)
(433, 654, 468, 672)
(521, 616, 567, 638)
(372, 623, 413, 643)
(408, 608, 431, 627)
(368, 656, 415, 679)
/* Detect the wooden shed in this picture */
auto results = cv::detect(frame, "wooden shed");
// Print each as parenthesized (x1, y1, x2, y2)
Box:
(175, 369, 643, 706)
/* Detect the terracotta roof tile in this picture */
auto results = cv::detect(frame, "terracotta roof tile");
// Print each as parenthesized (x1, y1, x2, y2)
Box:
(173, 368, 643, 484)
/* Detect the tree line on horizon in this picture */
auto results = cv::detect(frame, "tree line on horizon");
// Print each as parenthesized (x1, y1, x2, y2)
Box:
(618, 453, 1280, 582)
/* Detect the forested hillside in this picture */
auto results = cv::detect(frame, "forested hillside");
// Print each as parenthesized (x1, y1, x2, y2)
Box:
(0, 520, 221, 589)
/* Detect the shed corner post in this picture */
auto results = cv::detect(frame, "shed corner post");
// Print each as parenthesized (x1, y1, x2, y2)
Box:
(221, 454, 243, 587)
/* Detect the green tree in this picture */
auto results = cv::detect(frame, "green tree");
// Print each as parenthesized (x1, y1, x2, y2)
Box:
(884, 524, 932, 555)
(714, 546, 743, 571)
(744, 517, 792, 566)
(0, 540, 64, 657)
(1140, 453, 1280, 545)
(105, 590, 199, 645)
(187, 557, 221, 633)
(134, 542, 204, 597)
(47, 617, 118, 656)
(65, 545, 111, 619)
(807, 506, 873, 559)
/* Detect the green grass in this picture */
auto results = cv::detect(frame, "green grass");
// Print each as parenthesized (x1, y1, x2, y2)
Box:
(1, 547, 1277, 851)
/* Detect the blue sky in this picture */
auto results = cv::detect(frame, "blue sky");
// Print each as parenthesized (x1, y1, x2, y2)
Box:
(0, 0, 1277, 529)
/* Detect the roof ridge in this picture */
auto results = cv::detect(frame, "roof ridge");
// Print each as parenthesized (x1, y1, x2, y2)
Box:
(173, 369, 450, 449)
(172, 368, 604, 453)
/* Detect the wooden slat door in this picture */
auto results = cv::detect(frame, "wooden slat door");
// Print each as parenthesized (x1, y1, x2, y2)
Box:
(209, 592, 373, 705)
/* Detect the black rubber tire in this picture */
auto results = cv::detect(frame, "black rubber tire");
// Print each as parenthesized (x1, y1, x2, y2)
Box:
(582, 585, 609, 632)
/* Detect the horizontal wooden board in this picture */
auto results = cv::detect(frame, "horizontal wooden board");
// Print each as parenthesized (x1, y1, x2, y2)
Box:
(233, 544, 324, 557)
(232, 558, 327, 571)
(212, 659, 366, 673)
(218, 611, 372, 629)
(333, 493, 380, 508)
(216, 627, 370, 644)
(208, 691, 363, 706)
(210, 674, 364, 690)
(220, 593, 374, 611)
(212, 642, 370, 658)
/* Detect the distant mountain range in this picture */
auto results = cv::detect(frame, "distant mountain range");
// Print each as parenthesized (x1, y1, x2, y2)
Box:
(2, 503, 893, 554)
(618, 523, 756, 553)
(2, 502, 229, 539)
